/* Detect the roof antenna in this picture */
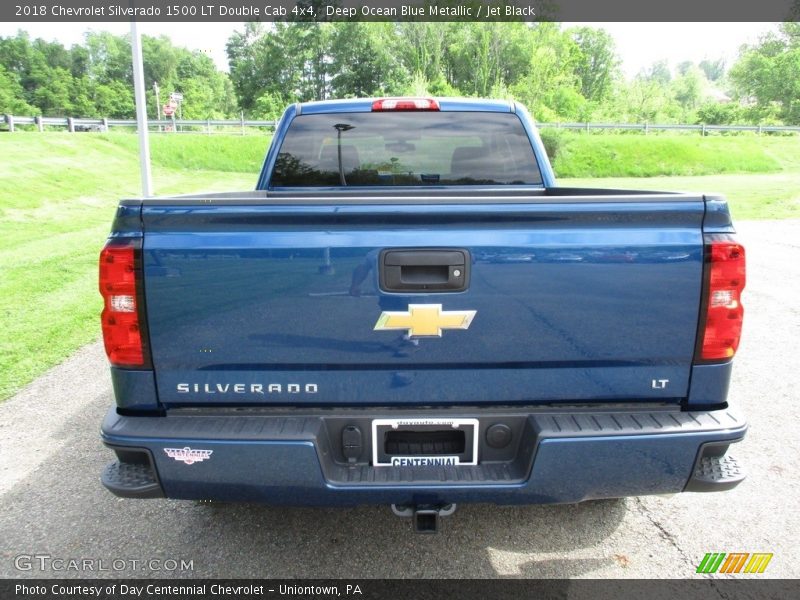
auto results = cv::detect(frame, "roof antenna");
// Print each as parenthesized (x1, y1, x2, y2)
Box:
(333, 123, 355, 186)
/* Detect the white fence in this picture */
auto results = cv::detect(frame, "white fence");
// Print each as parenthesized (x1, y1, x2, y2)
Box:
(3, 114, 800, 135)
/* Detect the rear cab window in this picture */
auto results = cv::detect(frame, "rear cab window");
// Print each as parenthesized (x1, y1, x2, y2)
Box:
(270, 112, 543, 187)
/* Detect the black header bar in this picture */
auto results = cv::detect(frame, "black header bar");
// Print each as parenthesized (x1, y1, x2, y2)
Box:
(2, 0, 798, 22)
(4, 579, 800, 600)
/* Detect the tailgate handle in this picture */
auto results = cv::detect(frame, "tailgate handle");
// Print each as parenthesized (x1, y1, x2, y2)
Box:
(380, 249, 470, 292)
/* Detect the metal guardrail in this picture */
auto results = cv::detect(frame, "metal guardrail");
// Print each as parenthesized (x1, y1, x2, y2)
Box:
(538, 122, 800, 134)
(2, 114, 276, 133)
(3, 114, 800, 134)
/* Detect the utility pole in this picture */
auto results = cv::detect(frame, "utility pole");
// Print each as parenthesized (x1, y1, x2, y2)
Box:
(130, 17, 153, 197)
(153, 81, 161, 132)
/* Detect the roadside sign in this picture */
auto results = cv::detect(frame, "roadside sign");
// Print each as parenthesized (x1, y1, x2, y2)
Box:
(163, 104, 175, 117)
(170, 92, 184, 102)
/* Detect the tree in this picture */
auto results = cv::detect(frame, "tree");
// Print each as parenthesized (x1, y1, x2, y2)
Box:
(284, 22, 332, 101)
(446, 22, 530, 97)
(695, 102, 740, 125)
(226, 23, 271, 111)
(396, 22, 448, 85)
(729, 22, 800, 124)
(640, 60, 672, 85)
(92, 80, 134, 118)
(622, 77, 672, 123)
(676, 60, 694, 76)
(68, 75, 96, 117)
(510, 24, 583, 120)
(569, 26, 620, 102)
(0, 63, 38, 114)
(328, 23, 408, 98)
(699, 58, 725, 82)
(227, 23, 308, 109)
(0, 30, 238, 119)
(0, 31, 51, 105)
(142, 35, 180, 93)
(32, 68, 76, 116)
(171, 49, 237, 118)
(672, 65, 707, 116)
(609, 60, 678, 122)
(253, 91, 285, 121)
(85, 31, 132, 85)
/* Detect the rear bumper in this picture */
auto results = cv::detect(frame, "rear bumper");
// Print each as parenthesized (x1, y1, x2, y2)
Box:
(100, 405, 747, 505)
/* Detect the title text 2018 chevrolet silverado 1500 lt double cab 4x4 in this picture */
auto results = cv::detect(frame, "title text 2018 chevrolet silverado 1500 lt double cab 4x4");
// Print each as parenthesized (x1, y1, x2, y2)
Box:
(99, 97, 746, 532)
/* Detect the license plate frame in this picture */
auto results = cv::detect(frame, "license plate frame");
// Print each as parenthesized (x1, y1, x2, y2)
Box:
(371, 417, 479, 467)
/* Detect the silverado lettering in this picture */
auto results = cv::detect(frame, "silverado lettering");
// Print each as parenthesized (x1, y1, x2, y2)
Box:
(176, 383, 318, 394)
(99, 97, 747, 533)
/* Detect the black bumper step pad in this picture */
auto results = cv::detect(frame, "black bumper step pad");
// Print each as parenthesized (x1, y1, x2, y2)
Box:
(101, 461, 164, 499)
(686, 454, 745, 492)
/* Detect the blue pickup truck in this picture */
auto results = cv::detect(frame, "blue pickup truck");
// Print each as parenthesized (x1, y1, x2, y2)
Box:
(99, 97, 747, 532)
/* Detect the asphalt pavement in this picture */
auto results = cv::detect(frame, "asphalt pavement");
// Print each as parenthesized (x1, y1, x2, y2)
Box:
(1, 219, 798, 579)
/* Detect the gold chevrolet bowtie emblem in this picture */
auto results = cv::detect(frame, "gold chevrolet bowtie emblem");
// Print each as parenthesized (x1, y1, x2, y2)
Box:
(373, 304, 477, 338)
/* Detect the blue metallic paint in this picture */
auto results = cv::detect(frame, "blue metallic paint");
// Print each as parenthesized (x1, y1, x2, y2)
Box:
(110, 368, 159, 411)
(256, 102, 297, 190)
(513, 102, 556, 187)
(687, 362, 733, 406)
(140, 200, 705, 406)
(109, 202, 143, 239)
(702, 194, 736, 233)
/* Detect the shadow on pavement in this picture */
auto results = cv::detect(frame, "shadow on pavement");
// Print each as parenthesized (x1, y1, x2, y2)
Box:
(0, 394, 626, 579)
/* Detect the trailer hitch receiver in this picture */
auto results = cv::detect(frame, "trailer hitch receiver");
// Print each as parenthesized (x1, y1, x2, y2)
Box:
(391, 503, 457, 533)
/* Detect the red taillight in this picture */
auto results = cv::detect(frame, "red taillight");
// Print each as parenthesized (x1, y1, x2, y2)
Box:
(698, 236, 746, 361)
(371, 97, 440, 111)
(99, 241, 147, 367)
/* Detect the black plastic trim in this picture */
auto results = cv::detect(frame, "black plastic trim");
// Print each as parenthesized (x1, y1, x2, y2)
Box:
(692, 238, 713, 365)
(685, 440, 746, 492)
(379, 248, 470, 293)
(132, 241, 153, 370)
(100, 447, 164, 499)
(102, 405, 746, 488)
(136, 188, 700, 206)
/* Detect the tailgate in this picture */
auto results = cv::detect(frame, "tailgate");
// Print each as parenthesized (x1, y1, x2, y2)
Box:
(141, 195, 705, 406)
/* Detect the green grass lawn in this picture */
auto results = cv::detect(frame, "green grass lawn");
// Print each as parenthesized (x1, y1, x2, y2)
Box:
(0, 133, 260, 401)
(1, 131, 798, 402)
(550, 133, 800, 220)
(560, 172, 800, 221)
(544, 132, 800, 178)
(100, 132, 271, 173)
